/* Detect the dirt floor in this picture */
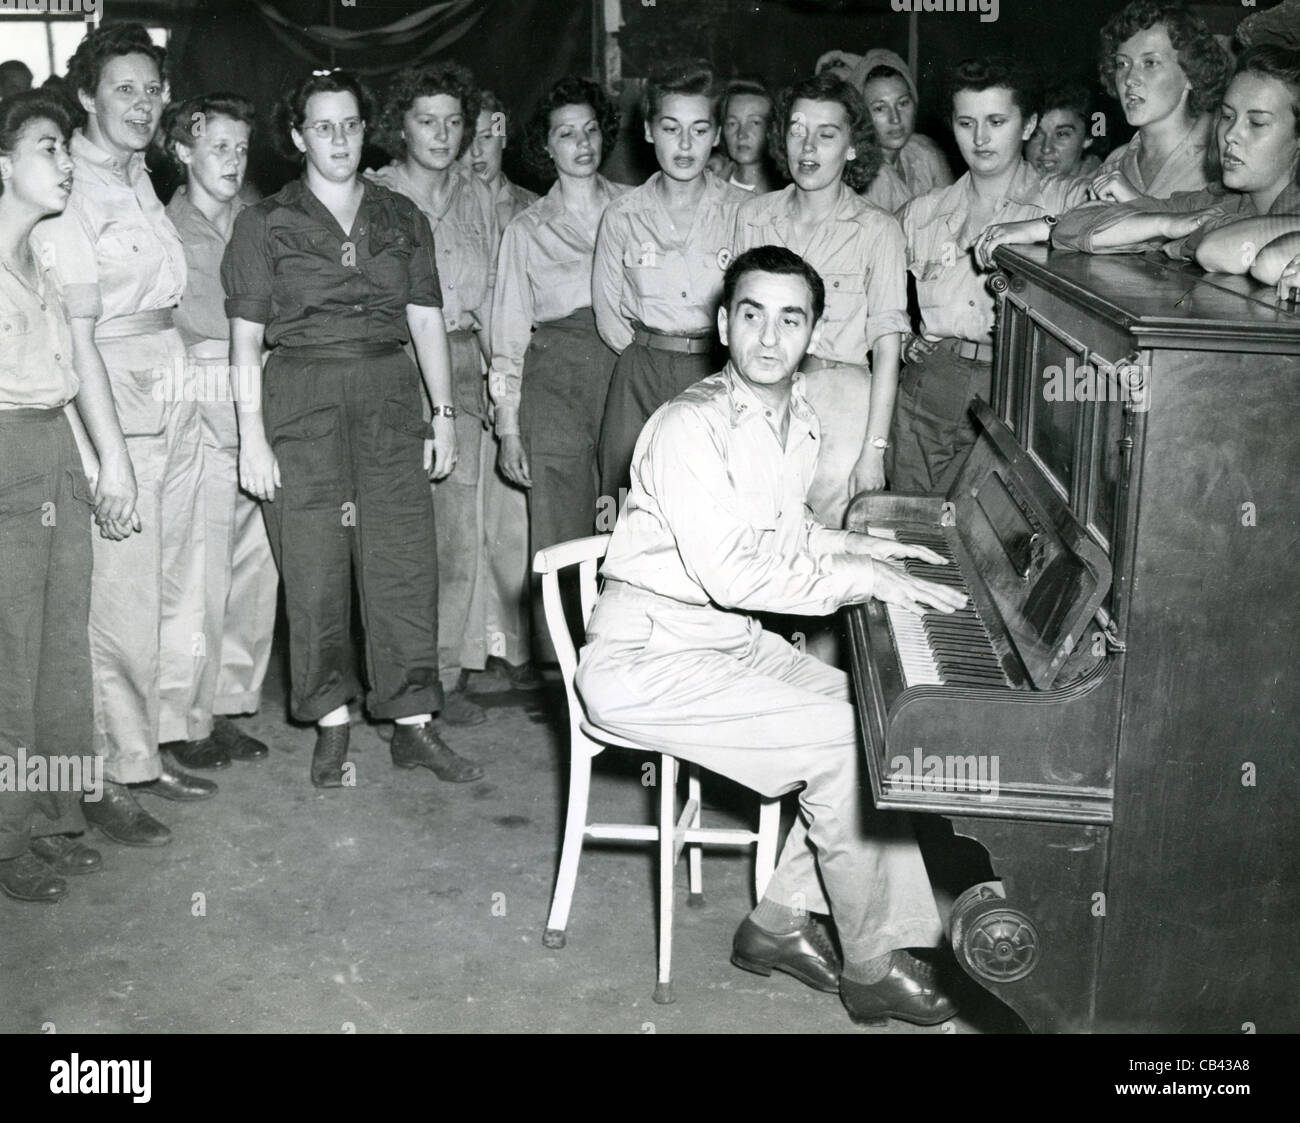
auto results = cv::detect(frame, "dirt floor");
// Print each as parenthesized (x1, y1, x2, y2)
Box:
(0, 653, 1023, 1035)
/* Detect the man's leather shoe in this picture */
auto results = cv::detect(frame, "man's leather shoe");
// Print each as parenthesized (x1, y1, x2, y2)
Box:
(137, 759, 218, 802)
(311, 724, 350, 788)
(30, 835, 102, 875)
(82, 783, 171, 847)
(390, 721, 483, 782)
(839, 951, 959, 1026)
(212, 716, 269, 761)
(731, 916, 842, 993)
(0, 852, 68, 902)
(164, 737, 230, 770)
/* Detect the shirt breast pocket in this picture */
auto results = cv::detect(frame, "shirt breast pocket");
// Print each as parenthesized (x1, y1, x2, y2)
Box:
(915, 258, 952, 283)
(0, 310, 33, 380)
(820, 271, 865, 321)
(270, 227, 335, 276)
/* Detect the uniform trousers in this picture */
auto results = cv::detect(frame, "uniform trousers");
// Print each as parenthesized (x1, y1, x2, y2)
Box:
(96, 323, 206, 780)
(183, 355, 277, 733)
(0, 410, 92, 858)
(518, 308, 616, 554)
(597, 341, 714, 501)
(576, 581, 943, 963)
(432, 329, 529, 686)
(261, 342, 442, 723)
(887, 347, 992, 495)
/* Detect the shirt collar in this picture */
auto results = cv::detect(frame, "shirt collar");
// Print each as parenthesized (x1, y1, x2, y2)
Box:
(721, 362, 817, 436)
(536, 173, 615, 220)
(168, 183, 246, 239)
(71, 128, 147, 181)
(745, 180, 859, 230)
(1271, 181, 1300, 215)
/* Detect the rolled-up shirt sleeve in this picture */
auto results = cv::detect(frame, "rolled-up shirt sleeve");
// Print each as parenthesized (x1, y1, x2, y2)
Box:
(1052, 191, 1222, 255)
(405, 208, 444, 309)
(222, 206, 273, 322)
(592, 205, 634, 354)
(489, 217, 532, 436)
(644, 406, 878, 615)
(864, 213, 910, 350)
(31, 204, 101, 319)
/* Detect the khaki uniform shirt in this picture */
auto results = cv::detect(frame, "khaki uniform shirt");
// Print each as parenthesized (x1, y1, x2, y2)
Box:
(592, 170, 747, 353)
(31, 130, 186, 325)
(600, 363, 876, 615)
(900, 159, 1089, 343)
(0, 256, 78, 409)
(489, 175, 628, 436)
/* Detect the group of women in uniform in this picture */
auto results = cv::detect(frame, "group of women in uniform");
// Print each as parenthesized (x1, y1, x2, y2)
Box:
(3, 1, 1300, 904)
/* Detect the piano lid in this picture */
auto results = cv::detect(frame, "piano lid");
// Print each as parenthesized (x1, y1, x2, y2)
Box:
(949, 400, 1113, 690)
(993, 245, 1300, 355)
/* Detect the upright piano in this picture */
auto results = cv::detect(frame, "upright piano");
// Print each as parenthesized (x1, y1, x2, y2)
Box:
(845, 245, 1300, 1033)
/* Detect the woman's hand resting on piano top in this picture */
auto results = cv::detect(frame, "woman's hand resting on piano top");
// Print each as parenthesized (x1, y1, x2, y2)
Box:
(974, 218, 1053, 270)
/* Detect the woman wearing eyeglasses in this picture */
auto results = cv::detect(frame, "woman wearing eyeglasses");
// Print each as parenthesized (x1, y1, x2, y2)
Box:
(223, 69, 483, 789)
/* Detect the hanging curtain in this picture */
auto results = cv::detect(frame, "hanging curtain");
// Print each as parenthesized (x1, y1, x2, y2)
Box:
(251, 0, 490, 75)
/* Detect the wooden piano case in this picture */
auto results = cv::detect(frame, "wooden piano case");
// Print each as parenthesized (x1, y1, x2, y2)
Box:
(848, 245, 1300, 1033)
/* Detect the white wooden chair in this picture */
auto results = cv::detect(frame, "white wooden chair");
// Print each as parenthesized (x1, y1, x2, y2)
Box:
(534, 533, 780, 1004)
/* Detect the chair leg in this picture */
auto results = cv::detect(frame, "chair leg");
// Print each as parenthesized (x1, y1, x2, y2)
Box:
(754, 797, 780, 903)
(686, 764, 704, 907)
(653, 754, 677, 1004)
(544, 746, 594, 949)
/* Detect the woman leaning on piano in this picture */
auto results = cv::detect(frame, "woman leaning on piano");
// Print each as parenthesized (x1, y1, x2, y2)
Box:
(1050, 44, 1300, 291)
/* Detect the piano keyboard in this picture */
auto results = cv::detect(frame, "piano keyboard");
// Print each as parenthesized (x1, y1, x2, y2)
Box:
(870, 527, 1013, 690)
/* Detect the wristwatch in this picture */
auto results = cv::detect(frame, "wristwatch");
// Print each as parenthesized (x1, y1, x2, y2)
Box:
(431, 405, 457, 418)
(869, 436, 889, 451)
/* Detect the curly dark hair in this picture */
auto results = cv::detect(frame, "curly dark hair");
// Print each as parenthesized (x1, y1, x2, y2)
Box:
(0, 91, 74, 199)
(641, 58, 724, 127)
(160, 92, 255, 161)
(946, 57, 1038, 120)
(272, 69, 376, 161)
(377, 62, 480, 160)
(768, 71, 881, 193)
(521, 76, 619, 180)
(66, 22, 167, 101)
(1098, 1, 1231, 117)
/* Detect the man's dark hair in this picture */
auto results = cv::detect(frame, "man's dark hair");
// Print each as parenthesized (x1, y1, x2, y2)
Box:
(947, 57, 1038, 120)
(722, 245, 825, 323)
(1098, 1, 1230, 116)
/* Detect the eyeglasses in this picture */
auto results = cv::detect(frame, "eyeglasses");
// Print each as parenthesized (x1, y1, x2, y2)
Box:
(304, 118, 364, 139)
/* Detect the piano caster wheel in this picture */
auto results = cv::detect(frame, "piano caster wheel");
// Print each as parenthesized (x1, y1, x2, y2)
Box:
(950, 881, 1041, 984)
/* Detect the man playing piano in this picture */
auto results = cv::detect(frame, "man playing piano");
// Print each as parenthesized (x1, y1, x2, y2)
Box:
(575, 246, 969, 1026)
